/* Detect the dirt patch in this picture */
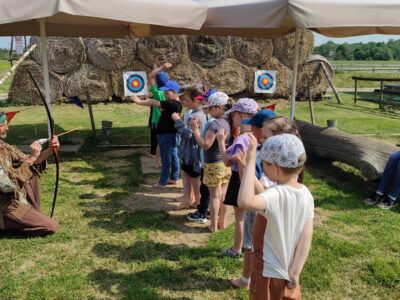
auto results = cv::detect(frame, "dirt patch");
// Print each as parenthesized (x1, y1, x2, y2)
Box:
(109, 177, 127, 187)
(314, 207, 333, 226)
(102, 149, 142, 158)
(122, 176, 236, 248)
(104, 159, 132, 168)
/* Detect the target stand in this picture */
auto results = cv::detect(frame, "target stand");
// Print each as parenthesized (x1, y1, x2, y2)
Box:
(254, 70, 276, 94)
(123, 71, 148, 96)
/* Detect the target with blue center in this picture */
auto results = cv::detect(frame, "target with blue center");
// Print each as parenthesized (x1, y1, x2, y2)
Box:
(254, 70, 276, 94)
(123, 71, 148, 96)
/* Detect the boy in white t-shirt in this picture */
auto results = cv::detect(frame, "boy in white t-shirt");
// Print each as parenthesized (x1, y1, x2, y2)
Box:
(238, 133, 314, 300)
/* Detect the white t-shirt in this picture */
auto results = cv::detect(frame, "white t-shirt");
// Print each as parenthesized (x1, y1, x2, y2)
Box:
(258, 184, 314, 280)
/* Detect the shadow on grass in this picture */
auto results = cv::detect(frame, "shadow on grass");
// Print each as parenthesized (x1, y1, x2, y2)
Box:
(305, 157, 376, 211)
(90, 240, 234, 299)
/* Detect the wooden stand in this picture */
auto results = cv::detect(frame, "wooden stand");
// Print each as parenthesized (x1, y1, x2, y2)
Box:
(86, 91, 97, 138)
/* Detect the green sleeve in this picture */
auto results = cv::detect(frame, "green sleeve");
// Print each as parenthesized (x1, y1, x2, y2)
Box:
(150, 84, 166, 101)
(149, 84, 165, 124)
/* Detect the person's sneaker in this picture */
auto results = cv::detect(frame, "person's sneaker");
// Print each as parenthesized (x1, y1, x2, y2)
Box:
(221, 247, 242, 258)
(230, 277, 250, 289)
(187, 211, 207, 224)
(377, 197, 398, 210)
(363, 193, 385, 205)
(205, 210, 210, 219)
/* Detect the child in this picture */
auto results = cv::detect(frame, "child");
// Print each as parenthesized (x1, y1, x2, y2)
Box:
(186, 89, 217, 224)
(364, 150, 400, 209)
(238, 133, 314, 299)
(171, 84, 207, 209)
(216, 98, 259, 257)
(190, 91, 232, 232)
(131, 80, 182, 188)
(228, 109, 277, 288)
(148, 62, 172, 168)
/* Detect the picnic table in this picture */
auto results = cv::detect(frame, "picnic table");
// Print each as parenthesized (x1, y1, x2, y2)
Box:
(352, 76, 400, 108)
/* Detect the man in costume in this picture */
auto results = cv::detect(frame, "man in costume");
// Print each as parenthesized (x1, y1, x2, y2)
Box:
(0, 111, 60, 236)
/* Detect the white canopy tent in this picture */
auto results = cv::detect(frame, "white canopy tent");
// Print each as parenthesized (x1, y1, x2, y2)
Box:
(154, 0, 400, 118)
(2, 0, 400, 121)
(0, 0, 208, 135)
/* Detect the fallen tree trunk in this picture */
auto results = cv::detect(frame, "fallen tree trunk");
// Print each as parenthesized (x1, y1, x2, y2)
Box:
(296, 120, 400, 180)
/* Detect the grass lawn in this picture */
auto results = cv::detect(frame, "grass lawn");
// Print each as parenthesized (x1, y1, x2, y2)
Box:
(0, 96, 399, 299)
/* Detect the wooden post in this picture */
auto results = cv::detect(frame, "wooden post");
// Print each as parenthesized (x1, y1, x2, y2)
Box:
(86, 91, 97, 138)
(354, 79, 358, 103)
(8, 37, 13, 66)
(379, 80, 384, 109)
(320, 63, 342, 104)
(308, 88, 315, 125)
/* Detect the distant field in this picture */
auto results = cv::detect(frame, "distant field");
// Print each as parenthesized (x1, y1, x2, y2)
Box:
(332, 60, 400, 67)
(0, 59, 13, 97)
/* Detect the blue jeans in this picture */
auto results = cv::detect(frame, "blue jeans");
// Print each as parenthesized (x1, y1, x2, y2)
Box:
(377, 151, 400, 200)
(158, 133, 180, 185)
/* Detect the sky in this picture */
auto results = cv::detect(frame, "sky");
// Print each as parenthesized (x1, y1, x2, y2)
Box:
(1, 33, 399, 49)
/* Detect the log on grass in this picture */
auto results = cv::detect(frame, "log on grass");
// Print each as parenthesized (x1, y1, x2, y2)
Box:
(85, 38, 136, 70)
(137, 35, 187, 67)
(296, 120, 400, 180)
(206, 59, 248, 95)
(8, 60, 63, 104)
(273, 29, 314, 68)
(64, 63, 112, 101)
(230, 37, 273, 67)
(187, 35, 230, 68)
(30, 37, 85, 74)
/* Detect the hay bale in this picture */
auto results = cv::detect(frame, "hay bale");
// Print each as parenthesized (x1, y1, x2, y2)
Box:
(30, 37, 85, 74)
(64, 63, 112, 101)
(110, 60, 151, 98)
(273, 29, 314, 68)
(170, 59, 207, 87)
(187, 35, 230, 68)
(248, 57, 292, 98)
(296, 55, 333, 98)
(206, 59, 248, 95)
(8, 60, 63, 104)
(85, 38, 136, 71)
(137, 35, 186, 67)
(231, 37, 273, 67)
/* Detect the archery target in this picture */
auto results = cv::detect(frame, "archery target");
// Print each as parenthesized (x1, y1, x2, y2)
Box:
(123, 71, 148, 96)
(254, 70, 276, 93)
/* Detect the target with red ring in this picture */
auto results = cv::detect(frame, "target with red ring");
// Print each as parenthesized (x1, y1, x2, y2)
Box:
(257, 73, 274, 90)
(126, 74, 145, 93)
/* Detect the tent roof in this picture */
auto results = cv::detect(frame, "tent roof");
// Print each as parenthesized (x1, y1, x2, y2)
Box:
(0, 0, 208, 37)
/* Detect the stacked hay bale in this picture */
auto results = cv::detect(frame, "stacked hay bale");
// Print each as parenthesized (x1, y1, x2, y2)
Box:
(9, 30, 332, 104)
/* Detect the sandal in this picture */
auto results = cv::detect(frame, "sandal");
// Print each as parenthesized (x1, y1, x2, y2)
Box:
(153, 183, 167, 189)
(221, 247, 242, 258)
(176, 201, 196, 210)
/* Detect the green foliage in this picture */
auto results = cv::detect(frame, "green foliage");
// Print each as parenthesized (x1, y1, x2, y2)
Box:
(314, 39, 400, 61)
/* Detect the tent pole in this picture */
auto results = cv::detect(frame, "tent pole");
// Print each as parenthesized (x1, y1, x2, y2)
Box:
(289, 28, 300, 120)
(39, 19, 52, 138)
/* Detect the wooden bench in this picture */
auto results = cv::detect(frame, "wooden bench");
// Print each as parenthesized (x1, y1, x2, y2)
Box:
(352, 76, 400, 108)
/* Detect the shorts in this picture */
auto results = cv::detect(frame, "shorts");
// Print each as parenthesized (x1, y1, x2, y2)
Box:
(181, 163, 201, 178)
(249, 271, 301, 300)
(203, 162, 231, 188)
(242, 211, 256, 250)
(223, 170, 240, 206)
